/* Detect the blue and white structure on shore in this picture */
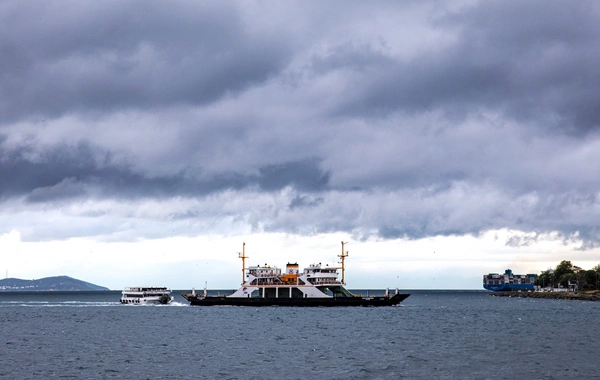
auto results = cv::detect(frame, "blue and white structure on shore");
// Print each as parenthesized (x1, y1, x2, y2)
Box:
(483, 269, 537, 291)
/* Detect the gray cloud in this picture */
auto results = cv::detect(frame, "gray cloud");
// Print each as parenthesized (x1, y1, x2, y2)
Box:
(258, 159, 330, 192)
(327, 1, 600, 133)
(289, 194, 324, 210)
(2, 1, 600, 248)
(0, 137, 330, 202)
(0, 1, 292, 123)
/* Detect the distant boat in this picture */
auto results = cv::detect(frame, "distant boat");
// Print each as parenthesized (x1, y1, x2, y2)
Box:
(120, 287, 173, 305)
(182, 242, 410, 307)
(483, 269, 537, 291)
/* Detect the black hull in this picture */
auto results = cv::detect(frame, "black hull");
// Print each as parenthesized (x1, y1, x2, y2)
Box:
(182, 293, 410, 307)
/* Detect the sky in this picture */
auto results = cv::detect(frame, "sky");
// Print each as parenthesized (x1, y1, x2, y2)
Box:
(2, 0, 600, 290)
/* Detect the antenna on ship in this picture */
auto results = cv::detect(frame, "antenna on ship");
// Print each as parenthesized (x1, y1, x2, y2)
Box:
(339, 241, 349, 285)
(238, 242, 248, 285)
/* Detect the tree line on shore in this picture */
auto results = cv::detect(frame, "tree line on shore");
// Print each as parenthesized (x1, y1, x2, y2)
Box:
(534, 260, 600, 290)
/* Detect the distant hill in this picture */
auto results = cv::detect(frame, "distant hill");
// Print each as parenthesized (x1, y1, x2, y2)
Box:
(0, 275, 109, 291)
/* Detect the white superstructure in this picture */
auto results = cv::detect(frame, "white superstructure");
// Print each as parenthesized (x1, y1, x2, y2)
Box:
(227, 261, 352, 298)
(221, 242, 357, 299)
(182, 242, 409, 307)
(120, 287, 173, 305)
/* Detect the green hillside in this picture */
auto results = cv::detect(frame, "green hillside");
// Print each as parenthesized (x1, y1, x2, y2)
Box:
(0, 275, 109, 291)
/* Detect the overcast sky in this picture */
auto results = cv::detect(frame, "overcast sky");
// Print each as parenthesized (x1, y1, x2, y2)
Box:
(2, 0, 600, 290)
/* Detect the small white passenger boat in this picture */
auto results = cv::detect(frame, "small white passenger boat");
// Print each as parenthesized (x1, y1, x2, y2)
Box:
(120, 287, 173, 305)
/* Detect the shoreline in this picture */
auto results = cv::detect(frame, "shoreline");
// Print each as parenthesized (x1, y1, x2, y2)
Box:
(489, 291, 600, 302)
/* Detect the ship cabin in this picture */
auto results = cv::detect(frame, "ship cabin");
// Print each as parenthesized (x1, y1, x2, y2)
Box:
(281, 263, 300, 283)
(124, 286, 169, 293)
(247, 264, 281, 278)
(246, 264, 283, 286)
(303, 263, 342, 285)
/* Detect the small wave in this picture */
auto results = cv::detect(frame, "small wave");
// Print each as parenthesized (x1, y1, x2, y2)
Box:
(1, 301, 120, 308)
(168, 301, 188, 307)
(119, 301, 188, 307)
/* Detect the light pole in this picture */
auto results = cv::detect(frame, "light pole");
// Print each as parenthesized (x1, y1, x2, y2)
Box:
(238, 242, 248, 285)
(338, 241, 349, 285)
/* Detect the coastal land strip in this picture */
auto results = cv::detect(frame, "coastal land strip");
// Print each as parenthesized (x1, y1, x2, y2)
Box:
(489, 291, 600, 302)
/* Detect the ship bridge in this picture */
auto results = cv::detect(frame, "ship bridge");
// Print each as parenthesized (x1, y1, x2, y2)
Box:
(303, 263, 342, 285)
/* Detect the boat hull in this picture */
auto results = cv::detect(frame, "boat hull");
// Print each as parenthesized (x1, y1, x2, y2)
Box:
(120, 296, 173, 305)
(483, 284, 534, 292)
(181, 293, 409, 307)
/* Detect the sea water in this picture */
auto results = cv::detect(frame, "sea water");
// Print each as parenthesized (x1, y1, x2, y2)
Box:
(1, 290, 599, 379)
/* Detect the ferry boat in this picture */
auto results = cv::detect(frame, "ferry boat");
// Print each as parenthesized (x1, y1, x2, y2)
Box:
(120, 287, 173, 305)
(182, 242, 410, 307)
(483, 269, 537, 291)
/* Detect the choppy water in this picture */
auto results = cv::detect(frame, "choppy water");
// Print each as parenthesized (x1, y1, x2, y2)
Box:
(1, 290, 599, 379)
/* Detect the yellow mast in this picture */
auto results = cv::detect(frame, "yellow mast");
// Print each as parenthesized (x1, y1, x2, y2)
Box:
(238, 242, 248, 285)
(338, 241, 349, 284)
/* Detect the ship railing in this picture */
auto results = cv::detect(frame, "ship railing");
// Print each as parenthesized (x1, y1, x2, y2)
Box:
(310, 281, 342, 285)
(254, 279, 284, 285)
(250, 272, 281, 278)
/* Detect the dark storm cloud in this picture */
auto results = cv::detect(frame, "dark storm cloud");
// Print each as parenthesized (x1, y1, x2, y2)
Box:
(0, 1, 291, 123)
(378, 224, 469, 241)
(289, 195, 324, 210)
(0, 138, 329, 201)
(258, 159, 330, 192)
(329, 1, 600, 133)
